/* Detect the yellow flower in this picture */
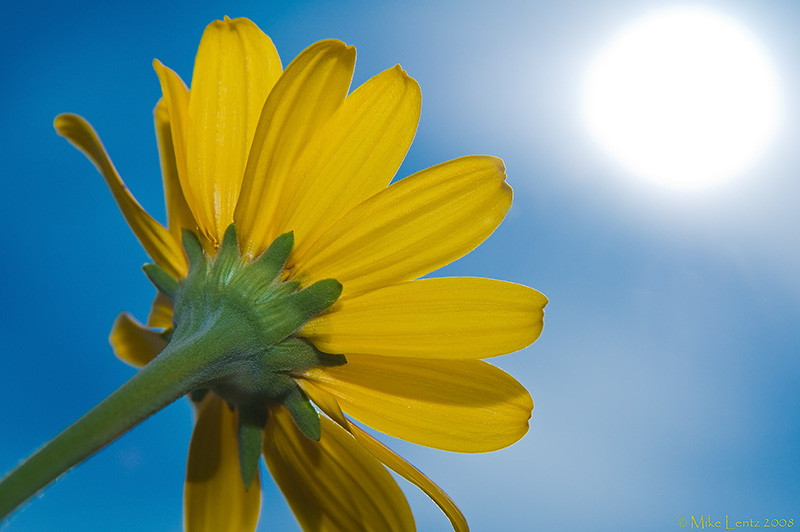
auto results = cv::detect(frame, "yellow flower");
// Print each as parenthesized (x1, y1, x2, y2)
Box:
(55, 16, 547, 532)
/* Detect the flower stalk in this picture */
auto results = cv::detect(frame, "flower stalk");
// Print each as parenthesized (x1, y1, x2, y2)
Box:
(0, 224, 343, 520)
(0, 321, 223, 519)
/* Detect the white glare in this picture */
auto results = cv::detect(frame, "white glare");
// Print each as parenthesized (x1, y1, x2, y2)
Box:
(584, 8, 781, 189)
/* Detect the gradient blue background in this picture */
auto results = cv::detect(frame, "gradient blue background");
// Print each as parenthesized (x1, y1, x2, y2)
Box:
(2, 0, 799, 530)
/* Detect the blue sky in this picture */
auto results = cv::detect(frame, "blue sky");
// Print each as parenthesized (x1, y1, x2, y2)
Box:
(1, 0, 799, 531)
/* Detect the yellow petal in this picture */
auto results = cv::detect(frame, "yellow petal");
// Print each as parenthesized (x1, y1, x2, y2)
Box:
(54, 114, 187, 277)
(291, 156, 511, 298)
(302, 354, 532, 452)
(154, 98, 196, 240)
(108, 313, 166, 368)
(304, 277, 547, 359)
(153, 60, 193, 234)
(146, 291, 174, 329)
(299, 380, 468, 532)
(185, 394, 261, 532)
(236, 40, 356, 257)
(273, 65, 421, 257)
(186, 17, 282, 244)
(262, 405, 414, 532)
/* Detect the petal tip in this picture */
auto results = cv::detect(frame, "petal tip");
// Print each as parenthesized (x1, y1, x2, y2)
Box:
(53, 113, 91, 140)
(53, 113, 73, 132)
(317, 38, 356, 61)
(392, 64, 419, 85)
(476, 155, 506, 178)
(502, 180, 514, 201)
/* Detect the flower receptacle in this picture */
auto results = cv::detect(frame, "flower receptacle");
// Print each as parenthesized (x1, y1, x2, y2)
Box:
(147, 224, 345, 487)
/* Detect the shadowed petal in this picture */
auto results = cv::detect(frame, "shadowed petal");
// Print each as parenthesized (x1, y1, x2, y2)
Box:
(236, 40, 355, 257)
(109, 313, 166, 368)
(185, 394, 261, 532)
(299, 381, 468, 532)
(262, 405, 414, 532)
(186, 17, 282, 244)
(54, 114, 187, 277)
(146, 292, 174, 329)
(291, 156, 511, 298)
(304, 277, 546, 359)
(301, 354, 533, 452)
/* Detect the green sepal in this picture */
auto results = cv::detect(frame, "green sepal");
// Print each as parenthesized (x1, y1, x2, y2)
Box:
(181, 229, 206, 274)
(250, 231, 294, 283)
(255, 279, 342, 346)
(263, 280, 301, 302)
(214, 366, 296, 406)
(237, 406, 266, 490)
(211, 224, 241, 287)
(142, 263, 178, 302)
(167, 225, 345, 428)
(287, 278, 342, 315)
(263, 337, 346, 373)
(283, 386, 321, 441)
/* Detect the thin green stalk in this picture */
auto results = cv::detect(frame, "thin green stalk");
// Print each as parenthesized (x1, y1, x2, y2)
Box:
(0, 225, 343, 520)
(0, 330, 219, 519)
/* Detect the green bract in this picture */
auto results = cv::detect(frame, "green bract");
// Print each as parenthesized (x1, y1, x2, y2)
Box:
(146, 224, 345, 486)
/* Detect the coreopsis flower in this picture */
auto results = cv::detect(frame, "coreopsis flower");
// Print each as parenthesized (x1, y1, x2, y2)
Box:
(54, 16, 546, 532)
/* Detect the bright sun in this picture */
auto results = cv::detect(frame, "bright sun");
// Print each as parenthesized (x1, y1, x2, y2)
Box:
(584, 8, 781, 189)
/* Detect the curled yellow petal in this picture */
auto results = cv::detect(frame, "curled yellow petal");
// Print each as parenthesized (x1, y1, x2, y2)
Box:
(292, 156, 511, 298)
(185, 394, 261, 532)
(302, 354, 532, 452)
(262, 405, 414, 532)
(109, 313, 166, 368)
(54, 114, 187, 277)
(154, 98, 196, 240)
(274, 65, 421, 256)
(299, 380, 469, 532)
(304, 277, 547, 359)
(236, 40, 356, 257)
(186, 17, 282, 244)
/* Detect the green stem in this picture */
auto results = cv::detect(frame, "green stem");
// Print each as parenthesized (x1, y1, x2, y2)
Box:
(0, 328, 223, 520)
(0, 226, 342, 520)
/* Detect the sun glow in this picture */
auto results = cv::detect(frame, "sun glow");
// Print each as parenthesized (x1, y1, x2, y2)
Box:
(584, 8, 781, 189)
